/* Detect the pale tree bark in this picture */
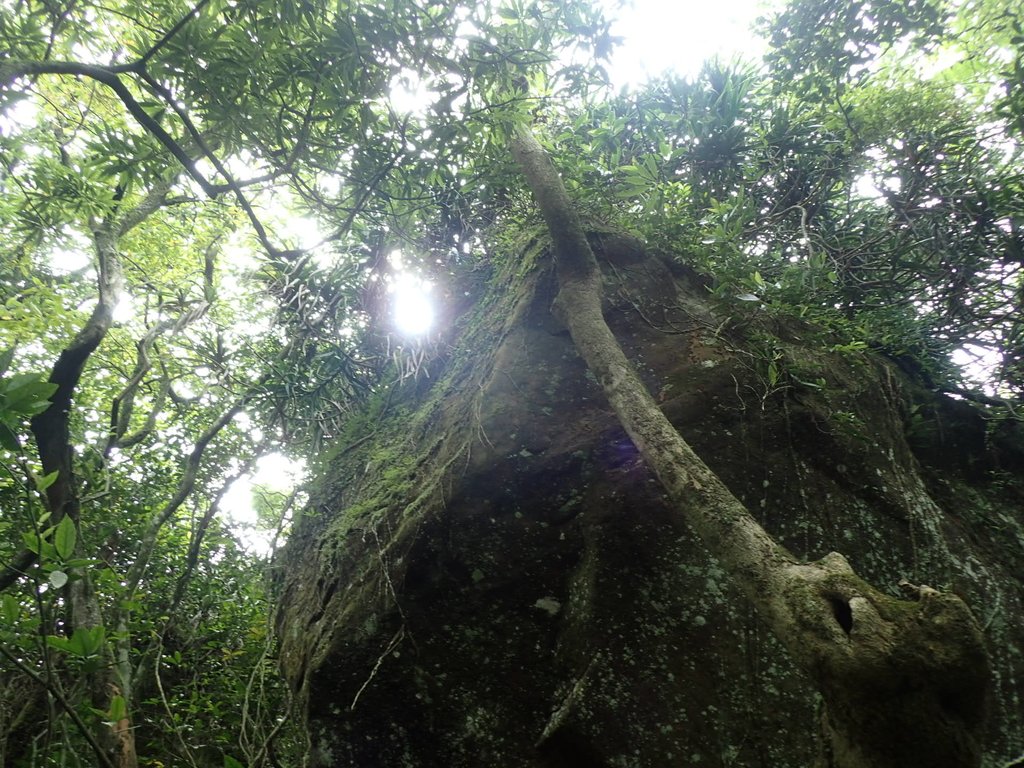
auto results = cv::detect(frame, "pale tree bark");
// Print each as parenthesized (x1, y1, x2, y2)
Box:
(509, 122, 989, 768)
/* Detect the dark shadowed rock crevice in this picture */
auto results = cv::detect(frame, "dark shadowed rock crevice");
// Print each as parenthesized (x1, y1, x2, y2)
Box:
(275, 232, 1024, 767)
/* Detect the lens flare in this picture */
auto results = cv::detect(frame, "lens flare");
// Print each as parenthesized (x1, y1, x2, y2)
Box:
(393, 275, 434, 336)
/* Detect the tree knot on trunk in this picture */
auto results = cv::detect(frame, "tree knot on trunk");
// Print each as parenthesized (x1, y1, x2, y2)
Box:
(795, 556, 991, 767)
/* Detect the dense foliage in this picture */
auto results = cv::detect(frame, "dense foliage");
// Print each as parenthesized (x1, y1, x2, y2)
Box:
(1, 0, 1022, 765)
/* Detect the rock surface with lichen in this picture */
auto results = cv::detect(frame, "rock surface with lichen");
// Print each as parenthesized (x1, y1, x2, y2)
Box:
(276, 233, 1024, 767)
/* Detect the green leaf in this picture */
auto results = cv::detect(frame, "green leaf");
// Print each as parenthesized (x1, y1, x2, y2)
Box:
(21, 531, 42, 554)
(1, 594, 19, 625)
(54, 515, 77, 560)
(66, 626, 106, 657)
(64, 557, 101, 568)
(49, 570, 68, 588)
(107, 695, 128, 723)
(35, 470, 59, 492)
(0, 424, 19, 451)
(46, 634, 73, 653)
(3, 374, 57, 413)
(223, 756, 246, 768)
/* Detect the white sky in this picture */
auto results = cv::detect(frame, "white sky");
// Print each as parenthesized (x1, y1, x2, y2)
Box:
(222, 451, 305, 555)
(603, 0, 768, 86)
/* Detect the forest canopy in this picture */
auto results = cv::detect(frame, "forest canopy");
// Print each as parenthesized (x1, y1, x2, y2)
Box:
(1, 0, 1022, 765)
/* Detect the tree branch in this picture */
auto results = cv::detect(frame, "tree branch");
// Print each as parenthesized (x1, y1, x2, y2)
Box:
(0, 180, 174, 592)
(2, 60, 217, 196)
(136, 0, 213, 67)
(137, 71, 278, 253)
(123, 373, 271, 602)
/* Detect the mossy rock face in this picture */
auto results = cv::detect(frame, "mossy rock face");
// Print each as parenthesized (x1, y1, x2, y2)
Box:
(275, 237, 1024, 768)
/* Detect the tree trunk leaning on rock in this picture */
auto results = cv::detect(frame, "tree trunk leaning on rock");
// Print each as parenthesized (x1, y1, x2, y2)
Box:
(508, 121, 990, 768)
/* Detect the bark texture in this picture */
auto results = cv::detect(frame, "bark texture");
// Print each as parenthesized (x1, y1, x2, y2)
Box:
(275, 134, 1023, 767)
(507, 124, 990, 768)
